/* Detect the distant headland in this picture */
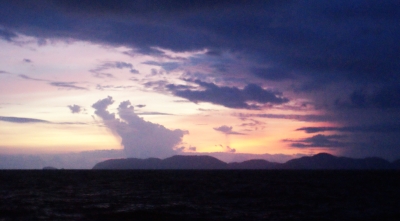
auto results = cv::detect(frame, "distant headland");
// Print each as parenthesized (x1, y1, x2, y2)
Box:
(93, 153, 400, 170)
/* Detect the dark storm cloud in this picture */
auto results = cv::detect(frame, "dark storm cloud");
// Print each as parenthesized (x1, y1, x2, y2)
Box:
(251, 67, 292, 81)
(0, 116, 50, 124)
(1, 0, 400, 159)
(0, 70, 10, 74)
(296, 124, 400, 134)
(0, 28, 17, 41)
(336, 86, 400, 109)
(1, 1, 399, 89)
(167, 80, 289, 109)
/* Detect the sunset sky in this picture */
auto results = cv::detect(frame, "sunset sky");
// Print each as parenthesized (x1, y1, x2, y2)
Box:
(1, 1, 400, 168)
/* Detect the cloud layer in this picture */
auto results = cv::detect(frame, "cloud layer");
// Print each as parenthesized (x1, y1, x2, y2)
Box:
(1, 1, 400, 160)
(167, 80, 288, 109)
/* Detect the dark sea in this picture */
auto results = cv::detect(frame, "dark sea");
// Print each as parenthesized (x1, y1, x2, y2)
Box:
(1, 170, 400, 220)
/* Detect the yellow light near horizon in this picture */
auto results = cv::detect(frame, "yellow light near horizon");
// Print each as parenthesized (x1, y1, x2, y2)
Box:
(0, 122, 121, 154)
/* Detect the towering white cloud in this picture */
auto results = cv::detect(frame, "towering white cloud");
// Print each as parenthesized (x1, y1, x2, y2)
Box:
(92, 96, 187, 158)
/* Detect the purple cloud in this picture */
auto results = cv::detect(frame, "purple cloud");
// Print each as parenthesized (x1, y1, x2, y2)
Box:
(167, 80, 289, 109)
(213, 125, 245, 135)
(68, 104, 82, 114)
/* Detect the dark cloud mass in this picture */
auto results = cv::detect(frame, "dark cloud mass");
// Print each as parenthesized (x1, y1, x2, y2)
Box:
(336, 86, 400, 109)
(167, 80, 288, 109)
(1, 1, 400, 159)
(0, 28, 17, 41)
(2, 1, 399, 95)
(1, 0, 398, 87)
(92, 96, 187, 158)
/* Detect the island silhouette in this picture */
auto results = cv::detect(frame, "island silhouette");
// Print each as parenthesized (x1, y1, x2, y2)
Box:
(93, 153, 399, 170)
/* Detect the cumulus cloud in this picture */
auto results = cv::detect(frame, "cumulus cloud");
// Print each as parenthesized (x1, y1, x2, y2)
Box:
(167, 80, 289, 109)
(92, 96, 187, 158)
(68, 104, 82, 114)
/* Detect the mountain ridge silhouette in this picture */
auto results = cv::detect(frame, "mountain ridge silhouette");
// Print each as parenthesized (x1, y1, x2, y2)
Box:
(92, 153, 400, 170)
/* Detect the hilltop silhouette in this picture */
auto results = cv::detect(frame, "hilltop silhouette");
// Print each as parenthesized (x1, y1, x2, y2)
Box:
(282, 153, 393, 170)
(92, 153, 400, 170)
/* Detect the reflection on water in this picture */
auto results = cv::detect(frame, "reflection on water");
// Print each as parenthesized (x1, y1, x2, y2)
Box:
(1, 170, 400, 220)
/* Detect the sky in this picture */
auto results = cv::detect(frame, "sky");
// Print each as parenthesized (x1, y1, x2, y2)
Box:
(1, 0, 400, 168)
